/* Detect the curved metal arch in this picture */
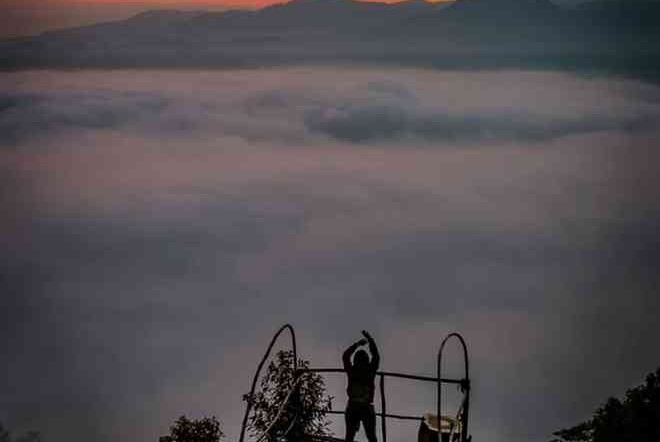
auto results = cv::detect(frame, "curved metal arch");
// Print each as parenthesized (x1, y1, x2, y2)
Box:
(239, 324, 298, 442)
(240, 325, 472, 442)
(437, 332, 470, 442)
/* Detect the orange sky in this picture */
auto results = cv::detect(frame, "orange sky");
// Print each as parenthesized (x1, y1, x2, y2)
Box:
(3, 0, 450, 10)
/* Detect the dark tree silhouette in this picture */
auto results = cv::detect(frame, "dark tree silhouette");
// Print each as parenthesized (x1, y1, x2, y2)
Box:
(243, 350, 333, 442)
(551, 367, 660, 442)
(0, 423, 40, 442)
(0, 424, 9, 442)
(14, 432, 40, 442)
(159, 415, 223, 442)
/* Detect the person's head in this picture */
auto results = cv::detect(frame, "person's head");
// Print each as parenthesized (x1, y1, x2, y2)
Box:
(353, 349, 370, 368)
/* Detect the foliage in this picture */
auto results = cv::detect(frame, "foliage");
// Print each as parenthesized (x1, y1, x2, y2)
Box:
(243, 350, 333, 442)
(14, 432, 41, 442)
(0, 423, 40, 442)
(159, 415, 223, 442)
(0, 424, 9, 442)
(551, 367, 660, 442)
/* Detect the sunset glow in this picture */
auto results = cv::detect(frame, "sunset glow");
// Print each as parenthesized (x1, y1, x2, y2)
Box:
(7, 0, 451, 9)
(0, 0, 452, 37)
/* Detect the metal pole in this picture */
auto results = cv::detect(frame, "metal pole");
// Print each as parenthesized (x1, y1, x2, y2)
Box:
(437, 333, 470, 442)
(379, 373, 387, 442)
(239, 324, 297, 442)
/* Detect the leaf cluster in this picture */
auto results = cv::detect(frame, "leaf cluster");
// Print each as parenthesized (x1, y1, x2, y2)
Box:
(243, 350, 333, 442)
(552, 367, 660, 442)
(0, 423, 40, 442)
(159, 415, 224, 442)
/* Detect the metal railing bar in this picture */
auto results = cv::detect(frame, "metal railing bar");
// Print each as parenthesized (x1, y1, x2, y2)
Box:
(305, 368, 464, 385)
(324, 410, 424, 421)
(379, 371, 463, 385)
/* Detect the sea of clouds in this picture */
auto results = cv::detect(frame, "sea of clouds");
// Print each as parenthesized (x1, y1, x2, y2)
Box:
(1, 67, 660, 442)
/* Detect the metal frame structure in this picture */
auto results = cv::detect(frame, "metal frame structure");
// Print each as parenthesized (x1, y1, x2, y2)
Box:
(239, 324, 471, 442)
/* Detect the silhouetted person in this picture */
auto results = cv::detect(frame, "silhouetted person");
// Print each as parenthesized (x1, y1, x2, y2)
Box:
(343, 330, 380, 442)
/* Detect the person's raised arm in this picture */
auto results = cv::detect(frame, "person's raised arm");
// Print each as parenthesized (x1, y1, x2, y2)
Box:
(343, 339, 366, 371)
(362, 330, 380, 370)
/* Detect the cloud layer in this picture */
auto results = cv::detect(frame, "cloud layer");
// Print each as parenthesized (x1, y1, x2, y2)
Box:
(3, 69, 660, 147)
(1, 67, 660, 442)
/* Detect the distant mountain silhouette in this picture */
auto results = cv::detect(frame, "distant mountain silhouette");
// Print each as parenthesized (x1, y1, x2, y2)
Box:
(1, 0, 659, 72)
(401, 0, 566, 46)
(445, 0, 561, 21)
(575, 0, 660, 38)
(186, 0, 439, 33)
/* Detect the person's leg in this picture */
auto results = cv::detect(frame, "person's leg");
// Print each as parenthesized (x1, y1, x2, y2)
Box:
(345, 404, 360, 442)
(363, 404, 378, 442)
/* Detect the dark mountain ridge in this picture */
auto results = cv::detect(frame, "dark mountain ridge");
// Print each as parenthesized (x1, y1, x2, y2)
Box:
(445, 0, 562, 19)
(1, 0, 659, 72)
